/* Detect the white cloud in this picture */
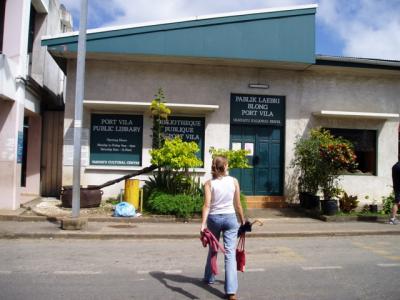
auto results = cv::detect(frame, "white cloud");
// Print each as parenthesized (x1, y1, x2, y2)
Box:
(60, 0, 80, 12)
(317, 0, 400, 60)
(100, 0, 309, 27)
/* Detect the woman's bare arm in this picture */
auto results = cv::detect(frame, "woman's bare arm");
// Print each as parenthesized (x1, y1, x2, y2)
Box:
(201, 180, 212, 232)
(233, 178, 245, 225)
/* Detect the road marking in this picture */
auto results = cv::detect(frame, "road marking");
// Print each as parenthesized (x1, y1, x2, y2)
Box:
(386, 256, 400, 261)
(162, 270, 182, 274)
(276, 247, 305, 262)
(352, 242, 399, 261)
(377, 263, 400, 267)
(245, 268, 265, 272)
(137, 270, 183, 274)
(132, 278, 148, 282)
(0, 271, 12, 274)
(302, 266, 343, 271)
(371, 249, 390, 255)
(54, 271, 102, 275)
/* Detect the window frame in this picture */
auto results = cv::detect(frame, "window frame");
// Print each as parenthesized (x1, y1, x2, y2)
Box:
(325, 127, 378, 176)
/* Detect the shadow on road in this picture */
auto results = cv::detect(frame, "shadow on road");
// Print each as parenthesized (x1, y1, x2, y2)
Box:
(150, 271, 226, 299)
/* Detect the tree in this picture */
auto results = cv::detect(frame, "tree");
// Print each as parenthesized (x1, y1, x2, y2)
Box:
(150, 137, 203, 172)
(209, 147, 251, 169)
(150, 88, 171, 149)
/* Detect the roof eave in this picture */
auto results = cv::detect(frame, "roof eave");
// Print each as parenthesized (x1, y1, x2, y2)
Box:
(42, 4, 318, 42)
(316, 55, 400, 71)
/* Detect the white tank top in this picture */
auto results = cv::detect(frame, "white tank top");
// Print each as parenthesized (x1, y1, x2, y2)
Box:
(209, 176, 236, 215)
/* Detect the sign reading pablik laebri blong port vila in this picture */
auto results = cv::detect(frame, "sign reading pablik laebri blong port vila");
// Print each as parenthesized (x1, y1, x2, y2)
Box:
(160, 116, 205, 163)
(90, 114, 143, 166)
(230, 93, 285, 126)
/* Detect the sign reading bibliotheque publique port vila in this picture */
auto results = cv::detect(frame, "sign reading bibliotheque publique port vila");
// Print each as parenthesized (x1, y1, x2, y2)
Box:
(230, 93, 285, 126)
(160, 116, 205, 162)
(90, 114, 143, 166)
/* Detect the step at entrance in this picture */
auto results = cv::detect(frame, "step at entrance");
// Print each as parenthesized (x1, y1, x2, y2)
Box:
(246, 196, 287, 209)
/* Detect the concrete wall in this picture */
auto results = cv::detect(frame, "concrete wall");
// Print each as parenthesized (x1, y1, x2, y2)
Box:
(286, 69, 400, 204)
(31, 0, 66, 96)
(21, 114, 42, 199)
(0, 0, 30, 209)
(0, 100, 20, 209)
(62, 59, 400, 205)
(0, 0, 71, 209)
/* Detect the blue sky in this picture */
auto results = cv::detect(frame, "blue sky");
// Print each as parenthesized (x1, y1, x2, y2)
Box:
(60, 0, 400, 60)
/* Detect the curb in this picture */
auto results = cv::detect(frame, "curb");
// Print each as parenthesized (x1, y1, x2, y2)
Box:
(0, 215, 51, 222)
(296, 208, 390, 223)
(1, 230, 399, 240)
(0, 214, 199, 223)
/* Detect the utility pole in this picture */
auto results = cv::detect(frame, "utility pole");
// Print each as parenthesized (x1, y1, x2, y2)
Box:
(71, 0, 88, 219)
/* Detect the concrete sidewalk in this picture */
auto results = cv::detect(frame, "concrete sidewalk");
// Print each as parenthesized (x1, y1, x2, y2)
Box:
(0, 198, 399, 239)
(0, 216, 399, 239)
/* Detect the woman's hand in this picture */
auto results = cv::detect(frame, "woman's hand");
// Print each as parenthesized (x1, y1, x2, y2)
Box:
(200, 223, 207, 233)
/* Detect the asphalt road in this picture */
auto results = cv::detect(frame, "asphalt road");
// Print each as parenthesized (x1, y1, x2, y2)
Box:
(0, 236, 399, 300)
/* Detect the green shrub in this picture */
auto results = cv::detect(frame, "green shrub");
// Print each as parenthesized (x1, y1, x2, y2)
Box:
(240, 192, 248, 214)
(291, 128, 357, 199)
(143, 170, 203, 205)
(146, 190, 247, 219)
(147, 192, 203, 219)
(209, 147, 251, 169)
(339, 192, 359, 213)
(150, 137, 203, 170)
(381, 192, 394, 215)
(150, 88, 171, 149)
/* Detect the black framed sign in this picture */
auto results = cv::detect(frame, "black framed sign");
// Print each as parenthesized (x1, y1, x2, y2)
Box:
(230, 93, 285, 126)
(90, 114, 143, 166)
(160, 116, 205, 162)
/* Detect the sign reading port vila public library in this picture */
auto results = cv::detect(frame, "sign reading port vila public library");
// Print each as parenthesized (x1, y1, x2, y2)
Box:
(230, 93, 285, 126)
(90, 114, 143, 166)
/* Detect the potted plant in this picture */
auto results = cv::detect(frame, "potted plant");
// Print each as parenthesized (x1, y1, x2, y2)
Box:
(369, 201, 378, 213)
(316, 129, 358, 215)
(339, 191, 359, 213)
(292, 128, 358, 214)
(362, 195, 378, 213)
(292, 129, 323, 209)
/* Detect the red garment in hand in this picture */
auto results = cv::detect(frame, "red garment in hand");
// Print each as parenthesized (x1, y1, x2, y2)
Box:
(236, 233, 246, 272)
(200, 229, 225, 275)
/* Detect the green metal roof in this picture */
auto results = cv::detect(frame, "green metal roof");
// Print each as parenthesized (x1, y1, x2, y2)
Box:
(42, 5, 317, 70)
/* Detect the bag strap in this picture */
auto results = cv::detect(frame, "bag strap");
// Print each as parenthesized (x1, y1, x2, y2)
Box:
(237, 234, 245, 251)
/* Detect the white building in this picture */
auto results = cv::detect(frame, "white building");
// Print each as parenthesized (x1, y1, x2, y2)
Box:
(0, 0, 72, 210)
(42, 5, 400, 208)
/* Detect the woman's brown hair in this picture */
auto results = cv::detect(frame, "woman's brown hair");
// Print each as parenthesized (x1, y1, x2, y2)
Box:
(211, 156, 228, 179)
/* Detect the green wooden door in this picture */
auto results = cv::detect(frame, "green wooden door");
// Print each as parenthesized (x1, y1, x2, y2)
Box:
(230, 125, 283, 195)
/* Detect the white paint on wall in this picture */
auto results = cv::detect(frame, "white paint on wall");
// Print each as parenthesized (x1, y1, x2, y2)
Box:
(62, 59, 400, 201)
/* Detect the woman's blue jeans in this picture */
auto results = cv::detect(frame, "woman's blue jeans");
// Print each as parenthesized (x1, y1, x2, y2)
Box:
(203, 213, 239, 294)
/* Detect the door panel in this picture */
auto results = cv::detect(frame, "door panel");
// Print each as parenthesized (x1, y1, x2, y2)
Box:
(41, 111, 64, 197)
(255, 169, 268, 194)
(230, 125, 283, 196)
(241, 168, 255, 195)
(269, 167, 281, 194)
(270, 142, 281, 167)
(257, 141, 269, 167)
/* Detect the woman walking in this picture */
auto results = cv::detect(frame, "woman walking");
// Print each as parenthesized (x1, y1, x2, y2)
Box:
(201, 156, 245, 300)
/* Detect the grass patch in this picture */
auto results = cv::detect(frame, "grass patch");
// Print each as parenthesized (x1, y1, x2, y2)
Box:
(335, 211, 389, 217)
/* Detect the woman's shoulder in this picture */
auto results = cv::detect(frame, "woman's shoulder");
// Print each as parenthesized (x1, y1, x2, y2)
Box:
(227, 175, 238, 182)
(204, 179, 212, 186)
